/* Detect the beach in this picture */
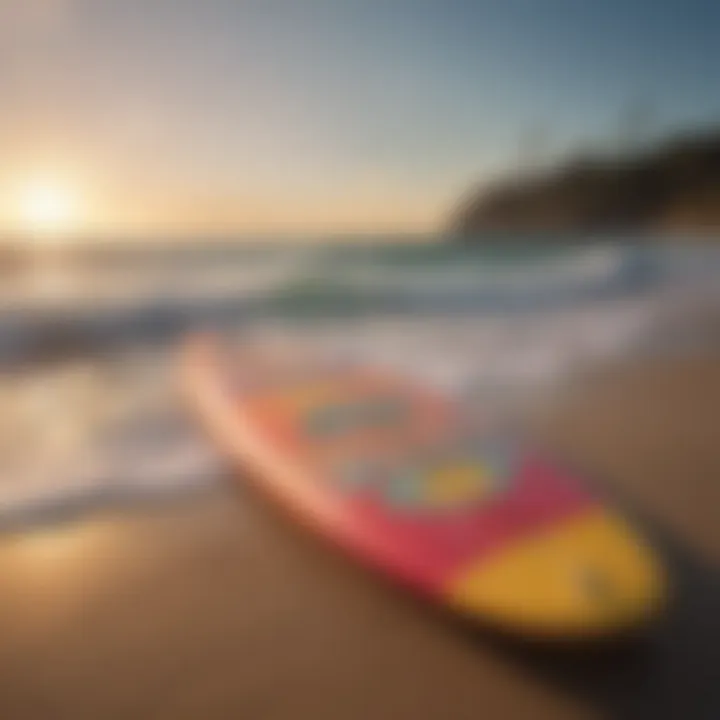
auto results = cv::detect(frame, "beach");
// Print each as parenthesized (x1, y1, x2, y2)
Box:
(3, 1, 720, 714)
(0, 350, 718, 719)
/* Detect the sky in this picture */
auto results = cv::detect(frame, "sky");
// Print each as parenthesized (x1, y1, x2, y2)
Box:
(0, 0, 719, 236)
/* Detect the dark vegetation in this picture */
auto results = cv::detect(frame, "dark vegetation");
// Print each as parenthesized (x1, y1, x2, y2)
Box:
(452, 127, 720, 238)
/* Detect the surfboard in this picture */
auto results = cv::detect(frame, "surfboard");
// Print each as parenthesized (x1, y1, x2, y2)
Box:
(181, 334, 666, 638)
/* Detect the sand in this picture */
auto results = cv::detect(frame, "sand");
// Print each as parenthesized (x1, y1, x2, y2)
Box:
(0, 353, 718, 720)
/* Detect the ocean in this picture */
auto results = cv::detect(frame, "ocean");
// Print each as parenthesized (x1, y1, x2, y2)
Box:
(1, 238, 719, 527)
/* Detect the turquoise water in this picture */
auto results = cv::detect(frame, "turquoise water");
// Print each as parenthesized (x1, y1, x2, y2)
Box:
(2, 241, 719, 360)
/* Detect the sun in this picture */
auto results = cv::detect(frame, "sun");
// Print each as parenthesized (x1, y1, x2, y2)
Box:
(16, 179, 84, 238)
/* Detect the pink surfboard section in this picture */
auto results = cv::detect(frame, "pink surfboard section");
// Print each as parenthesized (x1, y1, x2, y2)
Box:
(342, 457, 594, 593)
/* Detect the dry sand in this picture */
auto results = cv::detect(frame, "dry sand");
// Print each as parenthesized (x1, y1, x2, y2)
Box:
(0, 354, 718, 720)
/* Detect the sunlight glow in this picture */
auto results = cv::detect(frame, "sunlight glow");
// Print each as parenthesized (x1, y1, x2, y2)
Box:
(16, 179, 84, 238)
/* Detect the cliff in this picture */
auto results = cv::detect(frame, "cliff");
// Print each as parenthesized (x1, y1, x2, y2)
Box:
(452, 128, 720, 238)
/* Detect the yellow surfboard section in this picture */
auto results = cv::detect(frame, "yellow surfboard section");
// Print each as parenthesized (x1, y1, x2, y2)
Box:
(447, 508, 666, 637)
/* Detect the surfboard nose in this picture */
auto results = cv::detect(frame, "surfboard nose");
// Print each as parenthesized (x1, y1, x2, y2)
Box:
(446, 508, 667, 637)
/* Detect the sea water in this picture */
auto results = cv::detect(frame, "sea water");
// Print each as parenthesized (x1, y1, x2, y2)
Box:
(0, 238, 718, 527)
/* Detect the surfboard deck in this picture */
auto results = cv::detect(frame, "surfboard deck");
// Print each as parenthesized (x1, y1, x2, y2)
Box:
(180, 334, 666, 638)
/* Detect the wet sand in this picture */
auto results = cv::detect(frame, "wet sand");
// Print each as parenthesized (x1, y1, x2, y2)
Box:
(0, 354, 718, 720)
